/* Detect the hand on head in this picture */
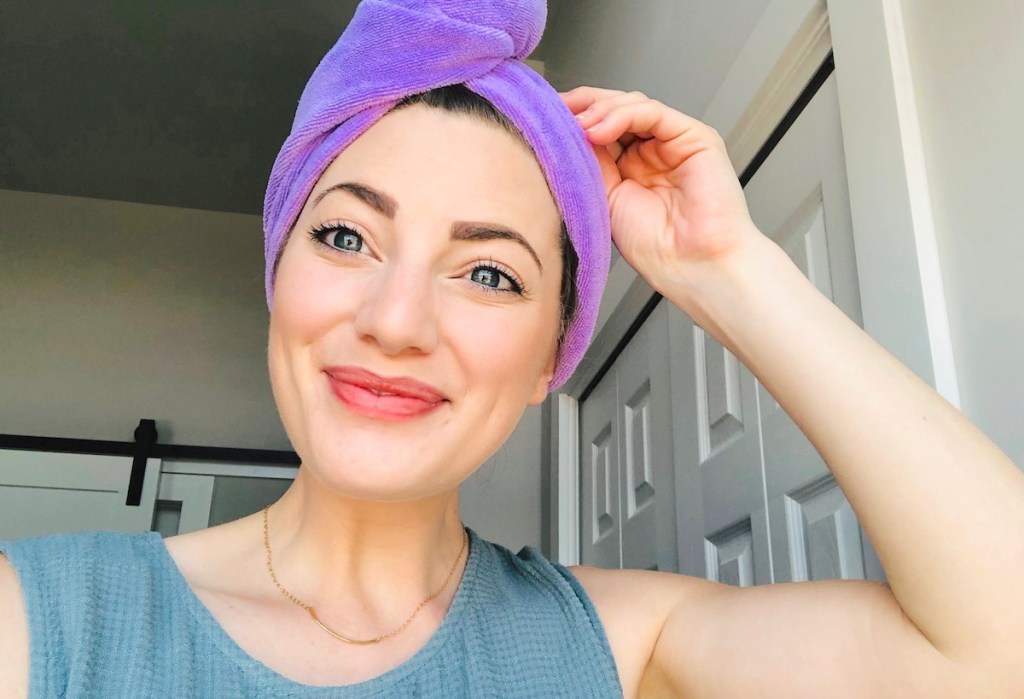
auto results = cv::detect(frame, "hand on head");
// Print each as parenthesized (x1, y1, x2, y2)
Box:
(560, 86, 763, 309)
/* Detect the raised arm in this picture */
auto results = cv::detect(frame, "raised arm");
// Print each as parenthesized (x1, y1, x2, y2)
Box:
(562, 86, 1024, 697)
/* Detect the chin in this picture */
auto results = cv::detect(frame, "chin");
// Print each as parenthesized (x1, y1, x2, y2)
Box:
(297, 421, 476, 502)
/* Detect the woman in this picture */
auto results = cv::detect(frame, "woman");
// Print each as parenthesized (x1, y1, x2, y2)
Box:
(3, 1, 1023, 697)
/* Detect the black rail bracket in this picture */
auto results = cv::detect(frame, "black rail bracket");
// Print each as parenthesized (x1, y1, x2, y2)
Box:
(126, 419, 158, 507)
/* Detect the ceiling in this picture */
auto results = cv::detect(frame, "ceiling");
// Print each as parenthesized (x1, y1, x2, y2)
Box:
(0, 0, 758, 217)
(0, 1, 514, 215)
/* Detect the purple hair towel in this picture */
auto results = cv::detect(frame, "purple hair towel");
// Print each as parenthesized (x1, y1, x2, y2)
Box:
(263, 0, 611, 390)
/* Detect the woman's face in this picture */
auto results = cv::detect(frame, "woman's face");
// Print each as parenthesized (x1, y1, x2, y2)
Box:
(269, 104, 564, 501)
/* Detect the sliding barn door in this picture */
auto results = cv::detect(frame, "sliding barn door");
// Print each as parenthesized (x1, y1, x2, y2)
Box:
(0, 450, 160, 539)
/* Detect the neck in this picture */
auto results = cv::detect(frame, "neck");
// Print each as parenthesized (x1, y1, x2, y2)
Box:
(265, 469, 468, 631)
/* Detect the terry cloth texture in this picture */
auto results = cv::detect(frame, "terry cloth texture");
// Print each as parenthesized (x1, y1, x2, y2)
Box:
(1, 528, 623, 697)
(263, 0, 612, 390)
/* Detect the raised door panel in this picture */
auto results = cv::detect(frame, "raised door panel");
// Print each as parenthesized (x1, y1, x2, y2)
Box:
(744, 75, 884, 583)
(0, 449, 160, 539)
(618, 301, 678, 572)
(579, 366, 621, 568)
(696, 329, 772, 586)
(668, 301, 771, 586)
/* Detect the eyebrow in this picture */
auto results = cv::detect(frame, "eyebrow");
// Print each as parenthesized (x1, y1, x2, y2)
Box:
(312, 182, 397, 219)
(450, 222, 543, 271)
(312, 181, 544, 271)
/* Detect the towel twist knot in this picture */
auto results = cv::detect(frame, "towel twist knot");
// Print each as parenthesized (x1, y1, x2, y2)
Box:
(384, 0, 547, 60)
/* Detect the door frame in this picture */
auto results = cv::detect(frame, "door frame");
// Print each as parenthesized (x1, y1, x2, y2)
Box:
(549, 0, 959, 565)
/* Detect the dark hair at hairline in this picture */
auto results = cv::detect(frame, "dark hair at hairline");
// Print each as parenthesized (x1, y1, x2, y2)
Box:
(390, 84, 580, 357)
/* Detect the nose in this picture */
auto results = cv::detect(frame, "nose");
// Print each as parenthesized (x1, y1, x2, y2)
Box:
(353, 264, 440, 356)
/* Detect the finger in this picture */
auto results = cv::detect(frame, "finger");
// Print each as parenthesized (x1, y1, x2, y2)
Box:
(582, 98, 717, 153)
(590, 142, 623, 199)
(572, 90, 652, 129)
(558, 85, 627, 114)
(615, 131, 655, 153)
(605, 140, 625, 163)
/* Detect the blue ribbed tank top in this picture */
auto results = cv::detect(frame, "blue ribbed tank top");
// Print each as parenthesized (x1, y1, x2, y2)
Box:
(1, 527, 623, 697)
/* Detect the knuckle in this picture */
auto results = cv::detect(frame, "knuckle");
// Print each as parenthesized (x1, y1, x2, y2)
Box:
(702, 124, 724, 142)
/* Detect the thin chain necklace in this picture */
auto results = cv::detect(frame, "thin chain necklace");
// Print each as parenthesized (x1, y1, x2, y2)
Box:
(262, 505, 468, 645)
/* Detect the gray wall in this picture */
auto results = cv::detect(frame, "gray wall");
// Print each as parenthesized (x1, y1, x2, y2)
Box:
(0, 188, 288, 450)
(542, 0, 772, 115)
(0, 188, 297, 542)
(461, 405, 544, 552)
(901, 1, 1024, 464)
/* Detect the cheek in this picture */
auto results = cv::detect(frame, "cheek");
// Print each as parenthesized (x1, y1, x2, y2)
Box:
(271, 250, 360, 348)
(442, 295, 560, 397)
(267, 248, 360, 410)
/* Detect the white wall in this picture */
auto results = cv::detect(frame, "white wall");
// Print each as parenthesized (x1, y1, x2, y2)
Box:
(900, 1, 1024, 464)
(0, 188, 289, 450)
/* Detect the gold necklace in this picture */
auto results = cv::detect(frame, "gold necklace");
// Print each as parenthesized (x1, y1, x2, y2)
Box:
(262, 505, 468, 645)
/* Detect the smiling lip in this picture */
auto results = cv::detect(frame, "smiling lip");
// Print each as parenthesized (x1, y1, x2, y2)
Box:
(324, 366, 448, 421)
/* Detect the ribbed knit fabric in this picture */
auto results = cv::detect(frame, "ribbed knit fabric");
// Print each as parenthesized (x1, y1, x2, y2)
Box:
(1, 527, 623, 697)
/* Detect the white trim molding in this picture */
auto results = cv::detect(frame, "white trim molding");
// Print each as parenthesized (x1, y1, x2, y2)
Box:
(705, 0, 832, 174)
(556, 394, 581, 565)
(828, 0, 960, 403)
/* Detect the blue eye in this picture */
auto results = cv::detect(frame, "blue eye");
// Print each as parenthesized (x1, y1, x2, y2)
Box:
(469, 263, 524, 294)
(334, 230, 364, 252)
(471, 267, 500, 288)
(309, 223, 365, 254)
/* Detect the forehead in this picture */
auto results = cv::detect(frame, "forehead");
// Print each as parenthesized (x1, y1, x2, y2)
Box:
(309, 105, 562, 238)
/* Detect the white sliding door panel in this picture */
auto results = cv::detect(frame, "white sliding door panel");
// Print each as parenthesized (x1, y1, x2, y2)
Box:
(745, 75, 884, 583)
(704, 518, 756, 587)
(665, 305, 706, 578)
(695, 327, 772, 586)
(0, 449, 160, 539)
(618, 302, 678, 572)
(783, 475, 865, 581)
(580, 368, 621, 568)
(746, 78, 862, 325)
(667, 298, 771, 586)
(579, 302, 679, 572)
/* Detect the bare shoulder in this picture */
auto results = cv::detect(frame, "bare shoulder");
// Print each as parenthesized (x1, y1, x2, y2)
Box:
(567, 565, 717, 698)
(0, 553, 29, 699)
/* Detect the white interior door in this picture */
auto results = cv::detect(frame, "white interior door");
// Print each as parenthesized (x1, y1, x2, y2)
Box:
(744, 74, 884, 583)
(0, 449, 160, 539)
